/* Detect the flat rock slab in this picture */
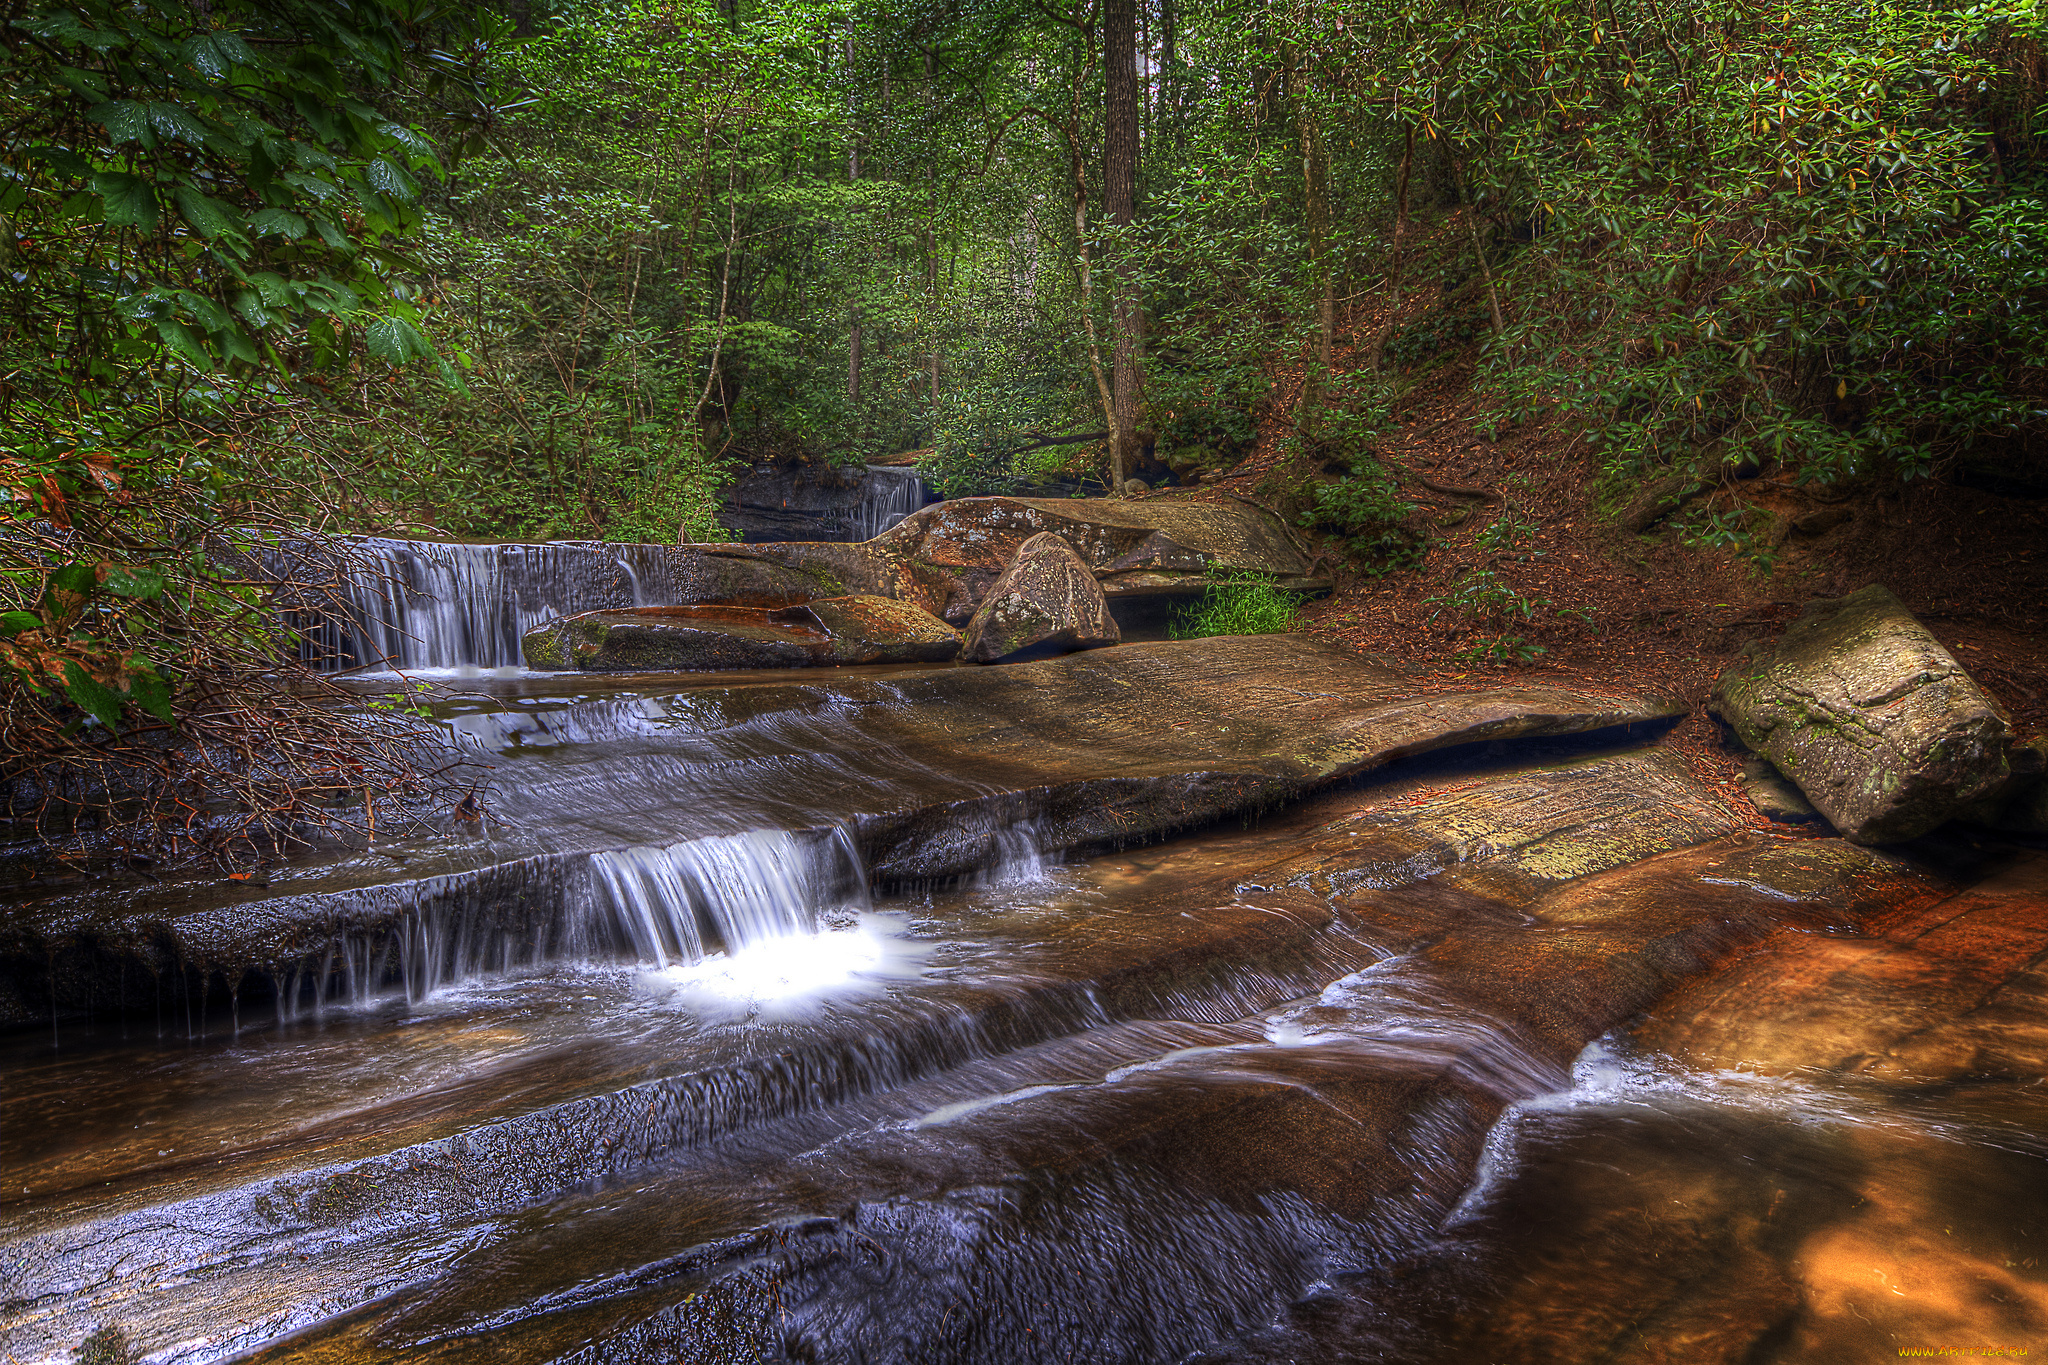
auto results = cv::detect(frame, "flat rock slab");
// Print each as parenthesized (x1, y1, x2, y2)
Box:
(172, 755, 1979, 1365)
(0, 747, 1773, 1364)
(522, 596, 960, 671)
(1713, 584, 2015, 843)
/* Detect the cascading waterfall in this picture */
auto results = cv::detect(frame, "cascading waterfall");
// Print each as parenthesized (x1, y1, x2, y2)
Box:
(847, 466, 928, 541)
(300, 537, 677, 672)
(590, 827, 868, 967)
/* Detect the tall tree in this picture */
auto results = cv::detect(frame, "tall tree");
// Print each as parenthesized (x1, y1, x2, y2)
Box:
(1104, 0, 1142, 487)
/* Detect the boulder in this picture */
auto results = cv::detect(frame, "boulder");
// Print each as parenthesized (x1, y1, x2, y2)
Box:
(665, 495, 1327, 626)
(963, 532, 1120, 663)
(523, 595, 960, 672)
(1711, 584, 2014, 843)
(878, 495, 1321, 604)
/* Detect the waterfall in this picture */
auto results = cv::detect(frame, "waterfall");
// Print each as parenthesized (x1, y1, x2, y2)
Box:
(847, 467, 927, 541)
(298, 537, 675, 672)
(590, 828, 868, 967)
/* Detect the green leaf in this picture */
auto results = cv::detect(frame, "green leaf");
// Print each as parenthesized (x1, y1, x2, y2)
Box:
(93, 172, 159, 231)
(89, 100, 150, 144)
(214, 325, 262, 366)
(171, 289, 233, 331)
(145, 102, 210, 145)
(99, 564, 165, 599)
(126, 666, 176, 724)
(156, 319, 215, 369)
(366, 156, 420, 203)
(377, 122, 434, 157)
(62, 662, 126, 731)
(28, 145, 91, 178)
(181, 33, 235, 79)
(47, 563, 100, 596)
(245, 271, 292, 307)
(365, 314, 432, 363)
(247, 207, 308, 239)
(174, 186, 243, 239)
(0, 611, 43, 636)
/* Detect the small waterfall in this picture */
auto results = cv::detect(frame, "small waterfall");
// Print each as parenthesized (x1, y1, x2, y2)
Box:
(847, 467, 928, 541)
(590, 828, 867, 967)
(298, 537, 676, 672)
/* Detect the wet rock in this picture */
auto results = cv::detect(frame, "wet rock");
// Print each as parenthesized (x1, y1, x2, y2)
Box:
(1711, 584, 2015, 843)
(2, 637, 1691, 1029)
(1635, 844, 2048, 1084)
(715, 462, 930, 542)
(521, 595, 961, 671)
(1737, 756, 1824, 824)
(779, 594, 962, 663)
(963, 532, 1120, 663)
(523, 604, 832, 671)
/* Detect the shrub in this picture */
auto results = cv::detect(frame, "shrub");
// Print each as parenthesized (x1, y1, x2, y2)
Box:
(1299, 462, 1427, 576)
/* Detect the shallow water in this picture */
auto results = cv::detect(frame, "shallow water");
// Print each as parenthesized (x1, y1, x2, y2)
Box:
(6, 587, 2046, 1361)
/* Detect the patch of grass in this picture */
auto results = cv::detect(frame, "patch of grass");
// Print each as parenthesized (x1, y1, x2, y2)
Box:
(1168, 571, 1306, 638)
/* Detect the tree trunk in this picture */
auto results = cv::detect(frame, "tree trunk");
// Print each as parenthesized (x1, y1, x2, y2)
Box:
(1452, 157, 1506, 339)
(1072, 150, 1117, 472)
(1286, 47, 1333, 418)
(1367, 123, 1415, 373)
(1105, 0, 1140, 490)
(926, 48, 941, 409)
(846, 28, 863, 409)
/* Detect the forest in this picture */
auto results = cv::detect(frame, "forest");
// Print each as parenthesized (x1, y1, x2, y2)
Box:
(2, 0, 2045, 854)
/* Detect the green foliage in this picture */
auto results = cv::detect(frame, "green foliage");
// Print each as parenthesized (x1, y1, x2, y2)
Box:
(1168, 571, 1306, 638)
(0, 0, 488, 856)
(1679, 504, 1783, 578)
(1151, 361, 1265, 481)
(1392, 0, 2048, 486)
(1298, 460, 1426, 575)
(1426, 567, 1593, 665)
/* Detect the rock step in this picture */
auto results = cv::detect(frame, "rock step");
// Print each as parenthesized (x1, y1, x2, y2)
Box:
(215, 761, 1960, 1365)
(2, 637, 1684, 1025)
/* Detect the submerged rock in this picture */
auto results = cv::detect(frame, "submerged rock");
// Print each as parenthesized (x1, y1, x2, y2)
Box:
(963, 531, 1120, 663)
(521, 595, 961, 671)
(1712, 584, 2014, 843)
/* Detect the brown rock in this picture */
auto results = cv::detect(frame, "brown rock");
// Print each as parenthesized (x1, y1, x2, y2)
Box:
(662, 496, 1326, 625)
(962, 532, 1120, 663)
(1711, 584, 2015, 843)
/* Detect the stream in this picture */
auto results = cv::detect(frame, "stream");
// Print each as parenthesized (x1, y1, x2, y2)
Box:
(3, 544, 2044, 1363)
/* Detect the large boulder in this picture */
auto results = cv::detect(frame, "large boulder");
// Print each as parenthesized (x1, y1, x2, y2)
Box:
(668, 496, 1327, 625)
(523, 595, 960, 672)
(877, 495, 1323, 608)
(1711, 584, 2014, 843)
(963, 532, 1120, 663)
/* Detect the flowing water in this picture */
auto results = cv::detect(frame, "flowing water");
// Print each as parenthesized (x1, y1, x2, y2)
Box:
(845, 466, 929, 541)
(5, 547, 2046, 1364)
